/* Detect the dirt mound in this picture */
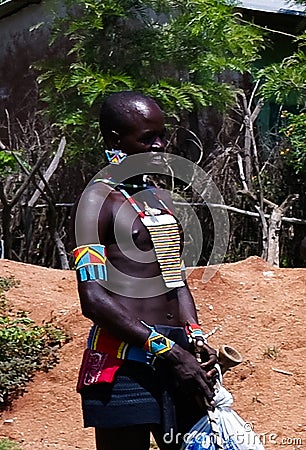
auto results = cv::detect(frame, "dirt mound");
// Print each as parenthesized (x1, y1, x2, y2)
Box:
(0, 257, 305, 449)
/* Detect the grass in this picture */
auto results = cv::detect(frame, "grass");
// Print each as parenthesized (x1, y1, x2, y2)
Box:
(0, 439, 22, 450)
(263, 344, 279, 359)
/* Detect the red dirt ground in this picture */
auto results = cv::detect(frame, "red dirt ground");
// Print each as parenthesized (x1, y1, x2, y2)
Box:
(0, 256, 305, 449)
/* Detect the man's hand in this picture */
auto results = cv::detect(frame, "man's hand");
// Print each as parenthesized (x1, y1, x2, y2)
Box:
(165, 344, 216, 405)
(185, 323, 218, 380)
(198, 342, 219, 380)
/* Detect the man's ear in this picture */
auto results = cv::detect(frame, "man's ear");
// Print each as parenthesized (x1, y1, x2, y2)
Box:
(108, 130, 121, 149)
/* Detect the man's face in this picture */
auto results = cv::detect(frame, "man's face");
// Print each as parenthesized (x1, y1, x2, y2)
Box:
(116, 101, 167, 160)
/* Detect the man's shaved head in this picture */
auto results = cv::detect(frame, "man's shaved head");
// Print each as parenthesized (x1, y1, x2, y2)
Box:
(99, 91, 163, 144)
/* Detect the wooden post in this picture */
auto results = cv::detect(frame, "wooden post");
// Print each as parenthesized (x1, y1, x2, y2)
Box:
(267, 194, 299, 267)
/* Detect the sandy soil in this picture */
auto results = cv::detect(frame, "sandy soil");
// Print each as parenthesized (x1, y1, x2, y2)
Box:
(0, 256, 305, 449)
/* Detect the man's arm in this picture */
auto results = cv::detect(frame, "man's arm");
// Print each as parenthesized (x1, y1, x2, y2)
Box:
(72, 183, 151, 346)
(177, 283, 199, 325)
(177, 283, 217, 375)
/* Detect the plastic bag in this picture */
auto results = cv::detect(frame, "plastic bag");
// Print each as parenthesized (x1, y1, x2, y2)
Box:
(181, 382, 265, 450)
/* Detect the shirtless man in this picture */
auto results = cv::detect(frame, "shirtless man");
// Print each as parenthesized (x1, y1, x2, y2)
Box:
(71, 91, 218, 450)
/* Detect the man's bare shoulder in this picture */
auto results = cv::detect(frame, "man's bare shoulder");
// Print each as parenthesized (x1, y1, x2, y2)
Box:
(76, 181, 118, 208)
(72, 181, 122, 245)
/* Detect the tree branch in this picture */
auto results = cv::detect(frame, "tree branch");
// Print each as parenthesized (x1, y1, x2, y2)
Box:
(28, 136, 66, 207)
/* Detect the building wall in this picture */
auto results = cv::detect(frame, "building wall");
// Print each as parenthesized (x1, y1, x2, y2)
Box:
(0, 0, 67, 140)
(240, 0, 305, 15)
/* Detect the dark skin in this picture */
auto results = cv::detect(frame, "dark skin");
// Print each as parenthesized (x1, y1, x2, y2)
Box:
(72, 96, 217, 450)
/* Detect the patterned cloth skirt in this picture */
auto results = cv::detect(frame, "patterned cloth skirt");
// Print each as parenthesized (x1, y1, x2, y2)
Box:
(81, 360, 162, 428)
(80, 326, 205, 431)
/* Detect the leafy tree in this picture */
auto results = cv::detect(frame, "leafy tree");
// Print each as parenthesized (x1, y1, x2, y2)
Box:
(0, 151, 17, 179)
(36, 0, 265, 160)
(279, 111, 306, 173)
(258, 37, 306, 108)
(7, 0, 303, 267)
(256, 1, 306, 178)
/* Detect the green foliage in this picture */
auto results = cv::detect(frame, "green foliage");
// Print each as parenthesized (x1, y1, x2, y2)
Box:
(157, 1, 263, 74)
(258, 36, 306, 107)
(0, 276, 19, 293)
(0, 440, 21, 450)
(263, 344, 279, 360)
(146, 80, 233, 113)
(0, 276, 20, 314)
(0, 151, 18, 178)
(0, 277, 69, 408)
(279, 111, 306, 174)
(36, 0, 265, 159)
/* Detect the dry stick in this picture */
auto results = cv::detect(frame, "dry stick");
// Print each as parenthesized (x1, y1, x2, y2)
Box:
(255, 204, 268, 260)
(272, 368, 293, 376)
(182, 129, 204, 191)
(241, 93, 252, 188)
(165, 159, 175, 193)
(54, 230, 70, 269)
(237, 153, 248, 191)
(246, 99, 268, 256)
(4, 109, 12, 149)
(0, 153, 47, 258)
(35, 199, 306, 226)
(242, 87, 265, 209)
(250, 99, 265, 209)
(11, 151, 49, 202)
(238, 17, 297, 39)
(11, 151, 53, 261)
(248, 79, 260, 110)
(237, 86, 269, 259)
(245, 88, 300, 264)
(173, 201, 306, 225)
(10, 153, 48, 207)
(238, 146, 269, 257)
(267, 194, 299, 267)
(12, 147, 56, 206)
(28, 136, 66, 207)
(30, 171, 69, 269)
(165, 127, 204, 193)
(0, 181, 8, 207)
(35, 164, 69, 269)
(229, 82, 261, 158)
(12, 140, 69, 269)
(30, 138, 69, 269)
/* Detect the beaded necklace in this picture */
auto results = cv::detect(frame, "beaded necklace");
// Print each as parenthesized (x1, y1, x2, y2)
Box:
(93, 178, 185, 288)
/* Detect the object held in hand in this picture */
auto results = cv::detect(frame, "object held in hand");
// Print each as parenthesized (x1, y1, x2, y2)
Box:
(182, 381, 266, 450)
(185, 322, 207, 362)
(185, 322, 207, 344)
(218, 344, 243, 374)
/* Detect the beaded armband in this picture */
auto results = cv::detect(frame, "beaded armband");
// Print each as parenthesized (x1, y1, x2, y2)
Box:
(73, 244, 107, 282)
(144, 329, 175, 357)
